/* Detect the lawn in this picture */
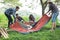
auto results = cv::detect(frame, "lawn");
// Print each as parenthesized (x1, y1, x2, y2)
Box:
(0, 14, 60, 40)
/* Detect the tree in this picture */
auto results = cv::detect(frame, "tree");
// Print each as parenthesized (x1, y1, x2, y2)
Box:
(0, 0, 22, 10)
(55, 0, 60, 2)
(55, 0, 60, 5)
(0, 0, 22, 7)
(40, 0, 48, 16)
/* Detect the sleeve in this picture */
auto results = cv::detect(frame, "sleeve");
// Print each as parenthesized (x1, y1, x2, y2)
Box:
(13, 11, 16, 19)
(13, 11, 16, 22)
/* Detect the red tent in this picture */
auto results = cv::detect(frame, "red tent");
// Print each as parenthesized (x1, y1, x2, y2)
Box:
(10, 14, 51, 34)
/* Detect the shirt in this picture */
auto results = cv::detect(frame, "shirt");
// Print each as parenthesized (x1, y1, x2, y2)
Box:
(48, 3, 59, 13)
(5, 8, 16, 19)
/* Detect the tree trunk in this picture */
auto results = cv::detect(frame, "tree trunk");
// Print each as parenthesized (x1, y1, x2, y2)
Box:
(40, 0, 48, 16)
(42, 6, 45, 16)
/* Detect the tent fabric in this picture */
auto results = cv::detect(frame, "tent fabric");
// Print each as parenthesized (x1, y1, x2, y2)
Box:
(10, 14, 51, 34)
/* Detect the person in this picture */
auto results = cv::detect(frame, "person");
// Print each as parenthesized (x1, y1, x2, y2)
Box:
(29, 14, 35, 25)
(15, 14, 32, 30)
(4, 6, 19, 28)
(47, 2, 59, 31)
(15, 14, 33, 30)
(16, 14, 24, 23)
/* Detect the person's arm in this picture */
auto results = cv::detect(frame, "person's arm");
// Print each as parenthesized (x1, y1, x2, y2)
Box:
(46, 4, 52, 14)
(20, 17, 25, 21)
(13, 11, 16, 22)
(13, 12, 16, 19)
(46, 8, 51, 14)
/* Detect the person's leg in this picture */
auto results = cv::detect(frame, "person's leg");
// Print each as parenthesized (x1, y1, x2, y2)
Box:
(5, 13, 13, 28)
(54, 22, 56, 29)
(51, 13, 58, 31)
(54, 12, 59, 29)
(5, 13, 9, 28)
(51, 13, 55, 31)
(51, 22, 56, 30)
(8, 15, 13, 28)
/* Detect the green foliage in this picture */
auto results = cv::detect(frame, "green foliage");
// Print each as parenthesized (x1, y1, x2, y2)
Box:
(55, 0, 60, 2)
(0, 29, 60, 40)
(4, 0, 22, 6)
(4, 0, 19, 3)
(0, 13, 60, 40)
(41, 0, 47, 4)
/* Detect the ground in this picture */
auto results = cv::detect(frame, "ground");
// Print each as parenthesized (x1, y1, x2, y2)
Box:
(0, 14, 60, 40)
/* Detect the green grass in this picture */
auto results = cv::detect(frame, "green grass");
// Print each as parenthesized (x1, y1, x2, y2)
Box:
(0, 29, 60, 40)
(0, 14, 60, 40)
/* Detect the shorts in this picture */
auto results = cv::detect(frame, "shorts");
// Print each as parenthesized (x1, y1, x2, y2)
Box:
(52, 12, 59, 22)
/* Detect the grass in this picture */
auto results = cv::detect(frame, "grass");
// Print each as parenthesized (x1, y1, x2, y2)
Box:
(0, 13, 60, 40)
(0, 29, 60, 40)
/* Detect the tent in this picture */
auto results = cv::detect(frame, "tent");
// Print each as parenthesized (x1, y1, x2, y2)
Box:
(10, 14, 51, 34)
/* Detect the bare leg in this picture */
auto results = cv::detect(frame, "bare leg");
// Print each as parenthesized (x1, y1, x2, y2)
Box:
(51, 22, 56, 31)
(51, 22, 54, 31)
(54, 22, 56, 29)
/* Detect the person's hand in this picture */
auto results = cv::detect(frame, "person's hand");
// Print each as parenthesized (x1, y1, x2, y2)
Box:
(47, 11, 51, 14)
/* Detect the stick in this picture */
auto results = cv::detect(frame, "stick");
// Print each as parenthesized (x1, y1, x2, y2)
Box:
(0, 28, 9, 39)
